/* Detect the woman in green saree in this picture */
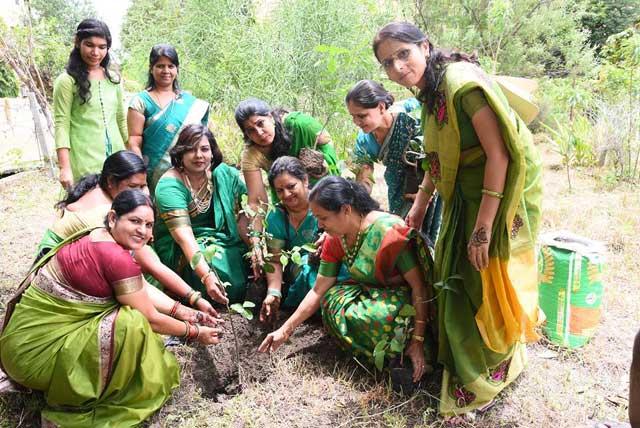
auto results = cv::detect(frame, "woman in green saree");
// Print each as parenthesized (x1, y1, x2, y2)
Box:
(259, 177, 434, 383)
(374, 22, 543, 416)
(128, 44, 210, 194)
(154, 124, 250, 304)
(346, 79, 443, 246)
(0, 190, 222, 427)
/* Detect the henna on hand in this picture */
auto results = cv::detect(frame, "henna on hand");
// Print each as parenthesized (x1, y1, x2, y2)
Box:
(470, 226, 489, 247)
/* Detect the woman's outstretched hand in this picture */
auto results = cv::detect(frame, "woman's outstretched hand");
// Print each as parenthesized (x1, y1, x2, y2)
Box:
(258, 327, 290, 353)
(405, 340, 428, 383)
(197, 326, 223, 345)
(467, 224, 491, 271)
(177, 305, 223, 327)
(260, 294, 281, 324)
(204, 272, 229, 305)
(195, 297, 219, 318)
(250, 245, 264, 278)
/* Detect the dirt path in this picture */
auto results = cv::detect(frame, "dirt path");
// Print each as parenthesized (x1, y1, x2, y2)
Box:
(0, 142, 638, 427)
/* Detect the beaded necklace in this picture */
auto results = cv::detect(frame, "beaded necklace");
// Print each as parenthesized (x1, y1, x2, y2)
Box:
(182, 171, 212, 216)
(96, 80, 112, 157)
(341, 216, 365, 266)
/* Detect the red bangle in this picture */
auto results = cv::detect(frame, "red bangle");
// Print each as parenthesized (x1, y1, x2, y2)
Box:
(187, 323, 199, 341)
(169, 301, 181, 318)
(182, 320, 190, 338)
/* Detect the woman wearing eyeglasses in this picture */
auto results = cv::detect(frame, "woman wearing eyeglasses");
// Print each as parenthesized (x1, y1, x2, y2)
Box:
(373, 21, 543, 417)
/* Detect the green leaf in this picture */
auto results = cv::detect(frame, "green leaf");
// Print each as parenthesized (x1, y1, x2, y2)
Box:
(203, 246, 218, 263)
(398, 304, 416, 317)
(190, 251, 203, 270)
(389, 338, 403, 353)
(373, 338, 388, 354)
(243, 301, 256, 308)
(280, 254, 289, 267)
(301, 244, 317, 252)
(374, 350, 385, 371)
(230, 303, 244, 314)
(291, 252, 302, 265)
(394, 326, 405, 340)
(263, 263, 275, 273)
(242, 309, 254, 321)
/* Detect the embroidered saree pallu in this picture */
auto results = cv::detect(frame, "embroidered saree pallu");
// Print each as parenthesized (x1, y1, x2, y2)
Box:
(421, 62, 543, 415)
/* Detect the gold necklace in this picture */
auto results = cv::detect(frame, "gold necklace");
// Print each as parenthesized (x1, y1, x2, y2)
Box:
(182, 171, 211, 215)
(341, 216, 364, 266)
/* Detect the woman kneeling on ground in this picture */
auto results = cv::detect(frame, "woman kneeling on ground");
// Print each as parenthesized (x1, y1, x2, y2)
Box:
(260, 156, 349, 323)
(0, 190, 221, 427)
(154, 124, 250, 304)
(37, 149, 221, 321)
(259, 176, 434, 382)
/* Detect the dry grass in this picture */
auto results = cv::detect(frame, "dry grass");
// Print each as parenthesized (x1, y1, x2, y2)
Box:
(0, 138, 638, 427)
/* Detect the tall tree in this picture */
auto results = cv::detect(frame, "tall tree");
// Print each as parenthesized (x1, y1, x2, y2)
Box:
(581, 0, 640, 53)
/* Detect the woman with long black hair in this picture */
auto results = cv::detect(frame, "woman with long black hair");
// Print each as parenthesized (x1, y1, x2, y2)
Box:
(53, 18, 127, 190)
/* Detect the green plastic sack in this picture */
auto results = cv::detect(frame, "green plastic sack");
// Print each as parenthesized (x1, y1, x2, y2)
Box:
(538, 231, 606, 348)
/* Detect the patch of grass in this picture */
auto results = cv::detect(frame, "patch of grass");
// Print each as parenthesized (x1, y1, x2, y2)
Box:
(1, 139, 639, 427)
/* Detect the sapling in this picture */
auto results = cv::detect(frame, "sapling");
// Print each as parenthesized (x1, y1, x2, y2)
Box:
(372, 303, 417, 371)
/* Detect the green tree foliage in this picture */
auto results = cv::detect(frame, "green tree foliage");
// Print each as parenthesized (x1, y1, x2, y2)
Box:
(28, 0, 98, 41)
(121, 0, 394, 157)
(405, 0, 595, 78)
(0, 60, 19, 98)
(581, 0, 640, 53)
(1, 0, 97, 98)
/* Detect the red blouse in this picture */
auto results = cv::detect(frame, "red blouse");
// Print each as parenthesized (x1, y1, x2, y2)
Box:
(55, 235, 141, 297)
(320, 234, 346, 264)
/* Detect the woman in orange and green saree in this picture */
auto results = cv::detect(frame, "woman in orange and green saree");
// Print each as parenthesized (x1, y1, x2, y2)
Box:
(374, 22, 543, 416)
(259, 176, 435, 383)
(1, 190, 222, 427)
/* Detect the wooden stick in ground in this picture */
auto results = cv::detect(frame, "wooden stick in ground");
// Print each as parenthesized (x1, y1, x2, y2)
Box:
(313, 112, 336, 151)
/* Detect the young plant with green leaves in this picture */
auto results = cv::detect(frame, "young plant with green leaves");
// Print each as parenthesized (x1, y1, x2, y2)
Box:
(372, 304, 417, 371)
(190, 241, 255, 386)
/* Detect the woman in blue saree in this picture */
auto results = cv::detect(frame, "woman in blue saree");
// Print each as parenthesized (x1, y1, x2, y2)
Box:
(128, 44, 210, 194)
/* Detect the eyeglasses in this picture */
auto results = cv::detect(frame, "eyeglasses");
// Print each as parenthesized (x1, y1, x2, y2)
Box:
(380, 48, 413, 71)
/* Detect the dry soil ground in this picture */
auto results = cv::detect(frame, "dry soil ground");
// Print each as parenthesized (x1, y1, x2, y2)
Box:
(0, 139, 638, 427)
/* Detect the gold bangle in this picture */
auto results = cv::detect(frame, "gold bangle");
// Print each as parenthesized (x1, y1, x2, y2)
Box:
(189, 291, 202, 306)
(201, 271, 214, 285)
(418, 184, 431, 195)
(481, 188, 504, 199)
(411, 334, 425, 342)
(414, 320, 427, 325)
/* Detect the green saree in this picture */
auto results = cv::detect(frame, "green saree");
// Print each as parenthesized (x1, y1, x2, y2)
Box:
(0, 232, 180, 427)
(154, 163, 249, 303)
(318, 213, 433, 364)
(129, 90, 210, 194)
(421, 62, 542, 415)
